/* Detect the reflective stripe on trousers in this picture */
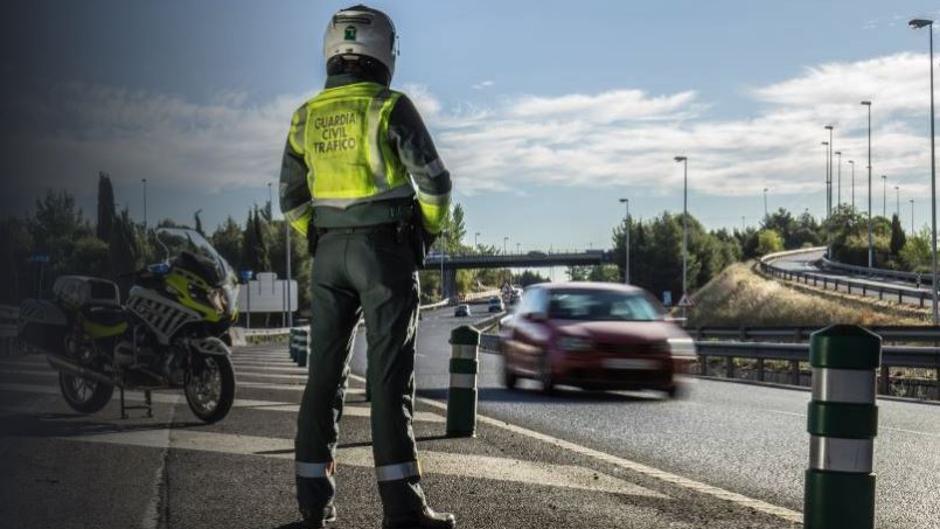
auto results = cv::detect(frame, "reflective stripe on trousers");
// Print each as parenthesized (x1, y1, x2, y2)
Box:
(375, 460, 421, 482)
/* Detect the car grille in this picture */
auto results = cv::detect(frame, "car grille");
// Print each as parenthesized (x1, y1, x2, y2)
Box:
(595, 342, 662, 355)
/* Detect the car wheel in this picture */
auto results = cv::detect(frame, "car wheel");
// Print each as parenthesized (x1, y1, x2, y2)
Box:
(539, 356, 555, 395)
(502, 362, 518, 390)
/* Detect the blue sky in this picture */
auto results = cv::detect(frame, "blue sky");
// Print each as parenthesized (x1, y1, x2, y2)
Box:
(2, 0, 940, 251)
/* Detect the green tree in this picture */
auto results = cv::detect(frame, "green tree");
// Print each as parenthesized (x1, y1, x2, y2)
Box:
(96, 172, 115, 242)
(889, 214, 906, 256)
(756, 229, 784, 255)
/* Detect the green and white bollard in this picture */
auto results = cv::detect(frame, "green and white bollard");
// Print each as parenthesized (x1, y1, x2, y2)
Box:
(291, 328, 310, 367)
(446, 325, 480, 437)
(804, 324, 881, 529)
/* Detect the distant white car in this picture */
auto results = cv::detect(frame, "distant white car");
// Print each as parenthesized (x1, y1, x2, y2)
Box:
(488, 297, 505, 313)
(454, 304, 471, 317)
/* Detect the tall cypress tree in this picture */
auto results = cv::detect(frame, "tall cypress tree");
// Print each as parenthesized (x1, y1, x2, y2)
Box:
(96, 172, 115, 242)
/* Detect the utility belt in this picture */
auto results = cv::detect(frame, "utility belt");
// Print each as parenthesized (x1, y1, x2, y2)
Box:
(307, 199, 430, 264)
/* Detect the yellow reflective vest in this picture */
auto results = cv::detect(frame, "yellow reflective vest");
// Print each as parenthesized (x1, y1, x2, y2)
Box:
(281, 81, 450, 236)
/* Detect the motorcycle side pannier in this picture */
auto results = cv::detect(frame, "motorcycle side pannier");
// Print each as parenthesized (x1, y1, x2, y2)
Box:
(53, 276, 121, 309)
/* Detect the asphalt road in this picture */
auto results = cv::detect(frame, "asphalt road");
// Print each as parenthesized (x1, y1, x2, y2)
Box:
(769, 250, 931, 307)
(1, 304, 937, 528)
(350, 306, 940, 529)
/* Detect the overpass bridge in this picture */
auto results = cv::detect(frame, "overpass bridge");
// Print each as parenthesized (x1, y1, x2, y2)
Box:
(420, 249, 615, 298)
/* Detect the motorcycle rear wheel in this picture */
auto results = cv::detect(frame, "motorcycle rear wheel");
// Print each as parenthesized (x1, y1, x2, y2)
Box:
(184, 354, 235, 424)
(59, 372, 114, 414)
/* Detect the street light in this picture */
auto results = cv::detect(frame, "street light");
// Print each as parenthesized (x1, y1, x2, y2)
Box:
(825, 125, 834, 216)
(619, 198, 630, 284)
(910, 198, 916, 234)
(861, 100, 873, 267)
(474, 232, 480, 248)
(821, 141, 830, 217)
(848, 160, 856, 210)
(763, 188, 769, 218)
(910, 17, 938, 324)
(835, 151, 842, 208)
(503, 236, 509, 254)
(674, 156, 689, 309)
(881, 175, 888, 218)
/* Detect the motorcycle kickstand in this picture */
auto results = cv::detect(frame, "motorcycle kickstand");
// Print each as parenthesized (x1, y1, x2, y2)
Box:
(119, 387, 154, 419)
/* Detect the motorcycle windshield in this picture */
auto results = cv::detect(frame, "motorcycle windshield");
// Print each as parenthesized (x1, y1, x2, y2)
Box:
(155, 228, 236, 288)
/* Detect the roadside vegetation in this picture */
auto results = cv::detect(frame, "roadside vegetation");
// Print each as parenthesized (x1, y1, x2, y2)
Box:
(687, 261, 926, 327)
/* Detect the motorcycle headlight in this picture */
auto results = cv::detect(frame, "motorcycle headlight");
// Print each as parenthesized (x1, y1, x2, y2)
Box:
(207, 290, 226, 313)
(558, 336, 593, 352)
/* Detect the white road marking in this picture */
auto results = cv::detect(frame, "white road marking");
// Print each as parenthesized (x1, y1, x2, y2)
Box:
(349, 374, 803, 524)
(238, 382, 364, 395)
(236, 372, 309, 381)
(58, 429, 665, 499)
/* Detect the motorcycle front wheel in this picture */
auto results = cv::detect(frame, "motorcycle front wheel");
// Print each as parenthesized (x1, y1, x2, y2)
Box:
(184, 354, 235, 424)
(59, 372, 114, 414)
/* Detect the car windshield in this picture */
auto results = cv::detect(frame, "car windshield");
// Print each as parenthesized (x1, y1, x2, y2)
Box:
(155, 228, 235, 287)
(547, 289, 664, 321)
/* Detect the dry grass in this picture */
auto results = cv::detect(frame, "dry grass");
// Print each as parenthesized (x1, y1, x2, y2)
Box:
(687, 262, 928, 327)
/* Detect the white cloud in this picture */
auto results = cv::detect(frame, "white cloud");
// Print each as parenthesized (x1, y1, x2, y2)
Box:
(472, 80, 494, 90)
(4, 51, 937, 210)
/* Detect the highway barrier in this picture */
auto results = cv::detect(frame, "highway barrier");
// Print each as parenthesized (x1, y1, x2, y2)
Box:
(804, 325, 880, 529)
(289, 327, 310, 368)
(446, 325, 480, 437)
(760, 248, 931, 307)
(821, 256, 931, 288)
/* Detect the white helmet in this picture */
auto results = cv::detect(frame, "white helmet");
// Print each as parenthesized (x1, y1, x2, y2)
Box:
(324, 5, 398, 79)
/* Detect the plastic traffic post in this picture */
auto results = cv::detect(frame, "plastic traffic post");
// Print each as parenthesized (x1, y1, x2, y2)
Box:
(446, 325, 480, 437)
(804, 325, 881, 529)
(291, 328, 310, 368)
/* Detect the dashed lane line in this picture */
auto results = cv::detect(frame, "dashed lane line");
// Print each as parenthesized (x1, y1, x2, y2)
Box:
(767, 408, 940, 439)
(348, 373, 804, 524)
(58, 428, 667, 500)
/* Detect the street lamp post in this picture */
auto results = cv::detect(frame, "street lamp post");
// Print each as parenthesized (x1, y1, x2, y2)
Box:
(822, 141, 830, 217)
(835, 151, 842, 207)
(910, 198, 916, 234)
(910, 17, 938, 325)
(619, 198, 630, 284)
(825, 125, 834, 216)
(895, 185, 900, 218)
(763, 188, 769, 218)
(503, 236, 509, 255)
(848, 160, 856, 210)
(474, 232, 480, 248)
(861, 101, 873, 267)
(674, 156, 689, 310)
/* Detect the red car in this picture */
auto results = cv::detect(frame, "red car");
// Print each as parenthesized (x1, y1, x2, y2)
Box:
(499, 282, 695, 397)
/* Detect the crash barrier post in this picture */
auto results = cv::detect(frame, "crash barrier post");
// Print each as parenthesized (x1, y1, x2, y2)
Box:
(446, 325, 480, 437)
(804, 325, 881, 529)
(290, 327, 310, 368)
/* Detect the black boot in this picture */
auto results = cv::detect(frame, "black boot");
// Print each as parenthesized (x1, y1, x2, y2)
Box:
(383, 507, 456, 529)
(301, 504, 337, 528)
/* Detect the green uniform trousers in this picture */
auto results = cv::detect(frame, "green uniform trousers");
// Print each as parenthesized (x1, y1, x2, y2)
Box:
(295, 225, 427, 517)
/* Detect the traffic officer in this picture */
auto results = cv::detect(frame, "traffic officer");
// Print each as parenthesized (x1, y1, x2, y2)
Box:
(279, 5, 455, 529)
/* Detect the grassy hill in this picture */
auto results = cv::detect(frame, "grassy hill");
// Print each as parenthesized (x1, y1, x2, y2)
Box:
(686, 261, 927, 327)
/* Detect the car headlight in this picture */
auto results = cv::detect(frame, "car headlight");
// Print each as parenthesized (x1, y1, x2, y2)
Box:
(558, 336, 593, 352)
(667, 337, 696, 357)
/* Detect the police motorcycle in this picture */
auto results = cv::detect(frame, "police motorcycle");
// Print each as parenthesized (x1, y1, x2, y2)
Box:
(18, 227, 238, 423)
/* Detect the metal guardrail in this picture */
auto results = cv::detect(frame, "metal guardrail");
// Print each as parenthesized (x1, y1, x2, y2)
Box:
(759, 251, 931, 307)
(691, 325, 940, 343)
(697, 340, 940, 397)
(821, 257, 930, 287)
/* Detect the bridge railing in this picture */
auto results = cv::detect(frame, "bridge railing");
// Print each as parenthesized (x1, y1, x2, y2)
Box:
(760, 249, 930, 307)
